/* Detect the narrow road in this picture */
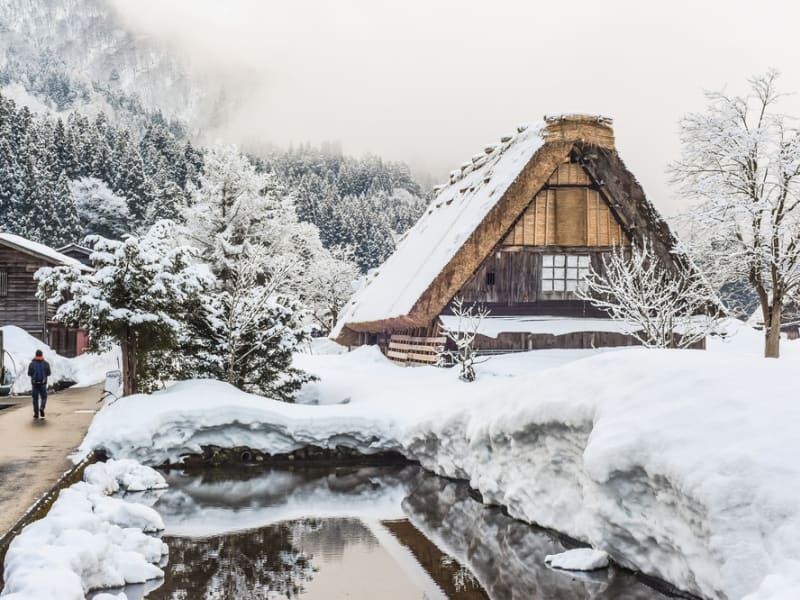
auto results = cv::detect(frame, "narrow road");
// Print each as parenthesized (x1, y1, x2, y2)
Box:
(0, 384, 103, 537)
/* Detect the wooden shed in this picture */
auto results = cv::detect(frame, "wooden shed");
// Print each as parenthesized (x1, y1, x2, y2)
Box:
(0, 233, 89, 357)
(332, 114, 696, 361)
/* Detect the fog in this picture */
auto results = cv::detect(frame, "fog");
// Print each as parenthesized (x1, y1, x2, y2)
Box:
(107, 0, 800, 214)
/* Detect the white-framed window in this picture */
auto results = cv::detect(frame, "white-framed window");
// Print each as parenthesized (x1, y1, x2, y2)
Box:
(541, 254, 591, 293)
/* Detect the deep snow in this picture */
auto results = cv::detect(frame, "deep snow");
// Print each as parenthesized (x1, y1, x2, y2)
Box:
(78, 321, 800, 600)
(0, 460, 167, 600)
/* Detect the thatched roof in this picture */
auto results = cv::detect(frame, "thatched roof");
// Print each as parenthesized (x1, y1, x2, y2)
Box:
(332, 114, 681, 343)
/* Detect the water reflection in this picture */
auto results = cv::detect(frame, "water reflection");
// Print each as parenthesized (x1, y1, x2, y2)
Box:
(108, 465, 669, 599)
(403, 472, 667, 599)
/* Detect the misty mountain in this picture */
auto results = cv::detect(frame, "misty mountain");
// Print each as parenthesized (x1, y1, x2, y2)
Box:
(0, 0, 211, 130)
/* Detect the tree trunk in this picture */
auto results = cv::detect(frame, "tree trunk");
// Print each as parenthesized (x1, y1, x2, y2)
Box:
(121, 331, 139, 395)
(764, 300, 782, 359)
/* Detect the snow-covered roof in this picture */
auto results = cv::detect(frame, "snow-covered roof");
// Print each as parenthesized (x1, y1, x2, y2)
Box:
(0, 233, 89, 269)
(333, 123, 545, 335)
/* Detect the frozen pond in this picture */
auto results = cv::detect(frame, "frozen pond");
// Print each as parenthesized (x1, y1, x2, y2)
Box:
(103, 465, 672, 599)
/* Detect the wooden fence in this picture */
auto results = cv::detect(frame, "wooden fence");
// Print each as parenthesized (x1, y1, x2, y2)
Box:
(386, 334, 446, 366)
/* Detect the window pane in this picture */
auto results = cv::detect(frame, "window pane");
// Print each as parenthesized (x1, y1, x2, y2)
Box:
(542, 268, 554, 280)
(542, 280, 554, 292)
(554, 255, 566, 266)
(567, 255, 578, 267)
(566, 280, 578, 291)
(543, 255, 554, 267)
(578, 255, 591, 267)
(567, 268, 578, 280)
(578, 266, 591, 278)
(554, 268, 565, 279)
(554, 280, 566, 291)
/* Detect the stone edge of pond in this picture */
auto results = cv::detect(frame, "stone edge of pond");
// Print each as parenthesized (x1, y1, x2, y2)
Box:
(0, 449, 103, 588)
(162, 444, 412, 470)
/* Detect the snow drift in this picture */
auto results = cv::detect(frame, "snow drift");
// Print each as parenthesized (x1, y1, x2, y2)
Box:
(1, 325, 119, 395)
(0, 460, 168, 600)
(79, 330, 800, 600)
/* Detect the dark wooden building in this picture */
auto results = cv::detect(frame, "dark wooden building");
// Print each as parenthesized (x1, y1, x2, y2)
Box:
(57, 243, 93, 266)
(332, 114, 695, 361)
(0, 233, 90, 357)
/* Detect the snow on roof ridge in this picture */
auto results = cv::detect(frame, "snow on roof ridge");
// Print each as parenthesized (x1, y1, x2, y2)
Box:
(0, 232, 88, 269)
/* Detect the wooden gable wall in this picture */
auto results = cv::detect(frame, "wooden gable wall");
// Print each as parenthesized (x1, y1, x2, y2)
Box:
(501, 162, 629, 247)
(453, 160, 631, 316)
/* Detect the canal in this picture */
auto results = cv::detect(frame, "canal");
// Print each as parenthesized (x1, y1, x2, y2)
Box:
(100, 465, 672, 599)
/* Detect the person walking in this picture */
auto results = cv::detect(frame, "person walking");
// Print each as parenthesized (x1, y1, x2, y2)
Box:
(28, 350, 51, 419)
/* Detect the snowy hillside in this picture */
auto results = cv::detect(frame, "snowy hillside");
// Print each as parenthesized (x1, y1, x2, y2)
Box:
(0, 0, 209, 126)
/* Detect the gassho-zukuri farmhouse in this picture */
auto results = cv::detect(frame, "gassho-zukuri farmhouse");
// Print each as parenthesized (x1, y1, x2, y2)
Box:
(332, 114, 695, 363)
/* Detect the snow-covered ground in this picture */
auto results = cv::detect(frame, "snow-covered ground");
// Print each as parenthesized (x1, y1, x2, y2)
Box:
(0, 460, 168, 600)
(78, 320, 800, 600)
(1, 325, 119, 394)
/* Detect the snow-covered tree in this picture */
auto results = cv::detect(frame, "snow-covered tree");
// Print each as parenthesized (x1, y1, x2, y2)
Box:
(441, 297, 490, 382)
(36, 220, 211, 395)
(70, 177, 130, 239)
(183, 246, 313, 401)
(182, 146, 316, 400)
(577, 243, 720, 349)
(671, 71, 800, 358)
(303, 246, 360, 333)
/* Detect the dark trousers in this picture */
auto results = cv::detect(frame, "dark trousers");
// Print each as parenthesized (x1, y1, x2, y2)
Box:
(32, 383, 48, 414)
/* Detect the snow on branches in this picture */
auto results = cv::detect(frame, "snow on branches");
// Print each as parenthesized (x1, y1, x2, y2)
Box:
(441, 297, 490, 382)
(670, 70, 800, 357)
(36, 220, 212, 394)
(577, 243, 720, 349)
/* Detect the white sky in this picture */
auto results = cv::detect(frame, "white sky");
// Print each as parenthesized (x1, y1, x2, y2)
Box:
(107, 0, 800, 216)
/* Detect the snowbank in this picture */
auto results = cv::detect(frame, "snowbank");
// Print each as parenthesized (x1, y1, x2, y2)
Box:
(1, 325, 119, 394)
(80, 324, 800, 599)
(1, 460, 167, 600)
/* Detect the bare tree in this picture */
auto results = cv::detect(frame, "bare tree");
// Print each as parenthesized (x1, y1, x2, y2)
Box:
(441, 297, 490, 382)
(577, 243, 720, 349)
(670, 70, 800, 358)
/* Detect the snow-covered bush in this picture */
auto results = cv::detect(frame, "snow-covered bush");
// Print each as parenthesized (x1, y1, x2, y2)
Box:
(35, 220, 212, 395)
(441, 297, 490, 382)
(577, 242, 720, 349)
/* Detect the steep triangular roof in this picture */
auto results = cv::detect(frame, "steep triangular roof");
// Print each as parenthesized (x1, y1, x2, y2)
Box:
(333, 114, 686, 342)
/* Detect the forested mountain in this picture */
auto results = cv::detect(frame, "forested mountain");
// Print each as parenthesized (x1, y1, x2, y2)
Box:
(0, 0, 430, 270)
(0, 93, 202, 246)
(0, 0, 207, 128)
(258, 147, 428, 271)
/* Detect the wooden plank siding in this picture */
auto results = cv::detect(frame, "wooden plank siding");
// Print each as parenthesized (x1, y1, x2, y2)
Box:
(456, 247, 619, 310)
(0, 246, 51, 341)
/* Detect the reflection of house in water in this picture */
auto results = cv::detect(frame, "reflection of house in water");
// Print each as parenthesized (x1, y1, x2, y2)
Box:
(382, 519, 489, 599)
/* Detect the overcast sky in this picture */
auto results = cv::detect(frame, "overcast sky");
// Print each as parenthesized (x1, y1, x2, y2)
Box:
(107, 0, 800, 216)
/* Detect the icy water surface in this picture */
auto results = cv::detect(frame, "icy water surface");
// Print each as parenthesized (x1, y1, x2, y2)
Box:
(108, 465, 671, 599)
